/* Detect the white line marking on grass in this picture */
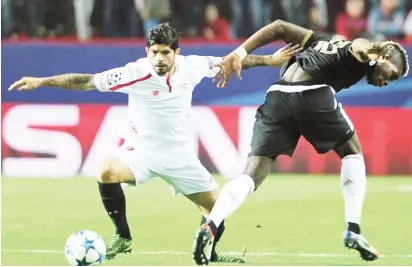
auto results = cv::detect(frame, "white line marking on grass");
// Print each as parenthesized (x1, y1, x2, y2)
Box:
(2, 249, 61, 253)
(398, 186, 412, 192)
(140, 251, 412, 258)
(3, 250, 412, 258)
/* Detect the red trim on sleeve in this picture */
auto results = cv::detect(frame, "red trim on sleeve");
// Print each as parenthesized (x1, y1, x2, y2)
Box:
(166, 76, 172, 93)
(109, 73, 152, 91)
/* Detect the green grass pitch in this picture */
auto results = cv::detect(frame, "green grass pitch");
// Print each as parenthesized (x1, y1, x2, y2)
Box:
(2, 174, 412, 266)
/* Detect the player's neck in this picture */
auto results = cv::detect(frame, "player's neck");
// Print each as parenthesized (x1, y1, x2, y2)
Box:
(167, 64, 177, 77)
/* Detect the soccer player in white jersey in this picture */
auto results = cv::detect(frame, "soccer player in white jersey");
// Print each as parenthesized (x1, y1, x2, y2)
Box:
(8, 23, 301, 262)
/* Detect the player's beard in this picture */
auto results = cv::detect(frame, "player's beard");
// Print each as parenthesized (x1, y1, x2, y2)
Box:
(155, 58, 175, 76)
(365, 62, 377, 85)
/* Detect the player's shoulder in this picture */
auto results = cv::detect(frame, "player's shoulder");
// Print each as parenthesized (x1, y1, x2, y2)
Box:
(180, 54, 221, 69)
(117, 58, 151, 77)
(178, 54, 203, 63)
(126, 57, 150, 69)
(177, 54, 206, 68)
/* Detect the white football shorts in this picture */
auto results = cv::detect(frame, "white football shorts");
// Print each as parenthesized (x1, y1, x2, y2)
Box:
(116, 141, 218, 195)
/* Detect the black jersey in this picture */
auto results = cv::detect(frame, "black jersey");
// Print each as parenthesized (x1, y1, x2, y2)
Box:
(280, 32, 370, 92)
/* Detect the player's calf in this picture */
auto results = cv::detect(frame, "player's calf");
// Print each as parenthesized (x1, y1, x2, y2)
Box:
(97, 156, 134, 257)
(243, 156, 273, 190)
(334, 133, 369, 253)
(205, 156, 272, 228)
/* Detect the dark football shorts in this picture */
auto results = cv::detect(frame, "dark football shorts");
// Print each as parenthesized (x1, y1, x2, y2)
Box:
(249, 84, 354, 159)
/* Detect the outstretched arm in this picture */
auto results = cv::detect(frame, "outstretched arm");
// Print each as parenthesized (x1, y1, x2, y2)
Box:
(8, 74, 95, 91)
(241, 43, 302, 70)
(241, 55, 275, 70)
(214, 20, 314, 87)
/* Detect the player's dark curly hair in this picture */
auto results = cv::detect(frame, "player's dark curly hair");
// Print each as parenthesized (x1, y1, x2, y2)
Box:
(147, 23, 180, 50)
(370, 41, 409, 77)
(380, 41, 409, 77)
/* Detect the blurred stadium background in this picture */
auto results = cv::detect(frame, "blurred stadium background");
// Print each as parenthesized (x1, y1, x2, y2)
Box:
(1, 0, 412, 266)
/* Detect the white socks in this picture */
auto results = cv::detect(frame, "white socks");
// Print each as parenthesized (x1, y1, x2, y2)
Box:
(340, 154, 367, 225)
(207, 155, 366, 229)
(208, 174, 255, 227)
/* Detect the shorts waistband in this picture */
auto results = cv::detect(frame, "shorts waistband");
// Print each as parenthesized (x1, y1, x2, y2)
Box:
(267, 83, 335, 94)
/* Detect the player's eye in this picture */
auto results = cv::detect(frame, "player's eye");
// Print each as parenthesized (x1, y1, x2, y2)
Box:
(384, 53, 391, 60)
(162, 51, 170, 55)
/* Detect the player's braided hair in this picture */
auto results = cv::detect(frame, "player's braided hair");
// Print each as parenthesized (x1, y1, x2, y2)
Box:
(147, 22, 180, 50)
(379, 41, 409, 77)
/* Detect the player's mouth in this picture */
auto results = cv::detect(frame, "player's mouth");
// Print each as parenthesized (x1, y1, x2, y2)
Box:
(375, 80, 388, 87)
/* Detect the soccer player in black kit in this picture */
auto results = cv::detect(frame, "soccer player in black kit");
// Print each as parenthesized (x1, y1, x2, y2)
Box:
(192, 20, 409, 265)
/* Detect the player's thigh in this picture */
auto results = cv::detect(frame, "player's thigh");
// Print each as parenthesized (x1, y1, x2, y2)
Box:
(299, 88, 355, 154)
(159, 159, 218, 198)
(99, 146, 154, 185)
(250, 102, 300, 159)
(185, 189, 220, 217)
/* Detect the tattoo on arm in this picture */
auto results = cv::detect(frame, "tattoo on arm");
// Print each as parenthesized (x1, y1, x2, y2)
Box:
(242, 55, 273, 70)
(41, 74, 95, 91)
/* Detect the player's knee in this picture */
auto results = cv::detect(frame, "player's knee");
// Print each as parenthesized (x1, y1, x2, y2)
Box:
(244, 156, 272, 191)
(334, 133, 362, 159)
(98, 158, 118, 183)
(249, 170, 268, 191)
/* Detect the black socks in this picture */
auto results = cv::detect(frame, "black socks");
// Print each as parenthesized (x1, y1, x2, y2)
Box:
(348, 222, 361, 234)
(98, 182, 131, 239)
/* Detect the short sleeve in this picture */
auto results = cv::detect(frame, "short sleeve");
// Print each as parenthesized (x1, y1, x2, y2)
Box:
(185, 55, 223, 78)
(93, 61, 143, 93)
(301, 30, 330, 49)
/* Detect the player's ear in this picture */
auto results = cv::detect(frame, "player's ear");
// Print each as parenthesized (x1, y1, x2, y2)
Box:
(175, 48, 181, 55)
(145, 47, 149, 55)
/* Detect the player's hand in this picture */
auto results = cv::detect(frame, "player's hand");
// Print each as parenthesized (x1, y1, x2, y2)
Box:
(212, 52, 242, 88)
(271, 43, 303, 66)
(8, 77, 43, 91)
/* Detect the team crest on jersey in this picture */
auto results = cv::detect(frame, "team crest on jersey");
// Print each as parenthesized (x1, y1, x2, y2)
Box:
(181, 82, 188, 90)
(206, 56, 214, 70)
(107, 70, 123, 86)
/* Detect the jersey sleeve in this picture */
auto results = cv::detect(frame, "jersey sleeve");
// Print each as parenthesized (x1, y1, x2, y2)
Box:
(93, 61, 142, 93)
(185, 55, 223, 78)
(301, 30, 330, 49)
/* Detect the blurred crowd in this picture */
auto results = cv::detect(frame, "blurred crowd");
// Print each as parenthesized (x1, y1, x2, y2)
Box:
(2, 0, 412, 42)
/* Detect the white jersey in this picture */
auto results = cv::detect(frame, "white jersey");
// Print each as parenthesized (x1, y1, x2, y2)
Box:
(93, 55, 222, 165)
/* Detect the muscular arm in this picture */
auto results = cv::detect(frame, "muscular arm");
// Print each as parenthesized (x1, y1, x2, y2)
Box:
(241, 55, 280, 70)
(40, 74, 95, 91)
(214, 20, 311, 87)
(240, 20, 314, 53)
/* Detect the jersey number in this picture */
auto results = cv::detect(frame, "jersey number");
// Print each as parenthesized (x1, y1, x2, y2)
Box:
(313, 39, 351, 55)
